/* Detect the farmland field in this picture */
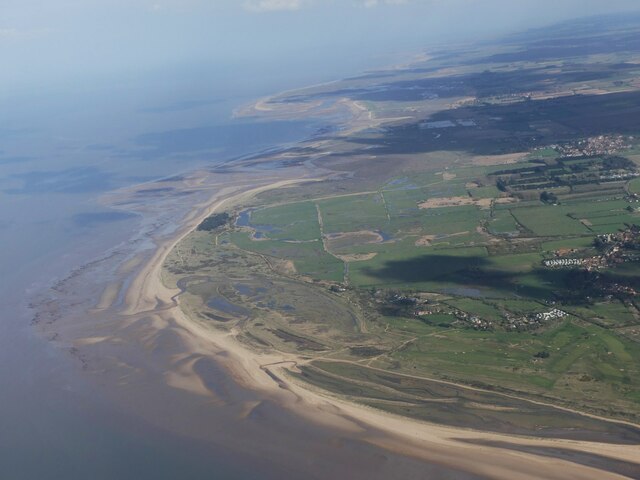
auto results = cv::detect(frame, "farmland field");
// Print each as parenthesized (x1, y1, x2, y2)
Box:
(166, 27, 640, 439)
(172, 145, 640, 426)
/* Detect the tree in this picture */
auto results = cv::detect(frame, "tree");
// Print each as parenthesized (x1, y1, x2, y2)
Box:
(540, 191, 558, 204)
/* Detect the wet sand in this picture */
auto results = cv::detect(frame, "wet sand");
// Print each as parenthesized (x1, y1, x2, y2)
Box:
(32, 159, 639, 479)
(32, 165, 486, 479)
(147, 173, 640, 479)
(28, 92, 640, 478)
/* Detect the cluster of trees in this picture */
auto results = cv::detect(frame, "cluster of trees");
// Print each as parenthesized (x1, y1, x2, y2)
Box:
(197, 212, 231, 231)
(493, 155, 636, 195)
(540, 191, 559, 204)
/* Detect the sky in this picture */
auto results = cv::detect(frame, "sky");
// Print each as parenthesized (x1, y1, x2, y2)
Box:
(2, 0, 640, 97)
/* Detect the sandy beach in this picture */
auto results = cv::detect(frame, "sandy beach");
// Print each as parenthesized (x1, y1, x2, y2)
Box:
(14, 6, 640, 479)
(105, 164, 640, 479)
(21, 76, 637, 475)
(26, 77, 640, 479)
(54, 78, 639, 477)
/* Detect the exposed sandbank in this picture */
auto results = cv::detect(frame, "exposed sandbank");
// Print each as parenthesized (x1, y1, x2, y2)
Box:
(117, 169, 640, 480)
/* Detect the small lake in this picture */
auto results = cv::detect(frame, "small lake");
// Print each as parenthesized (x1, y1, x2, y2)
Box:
(207, 297, 251, 317)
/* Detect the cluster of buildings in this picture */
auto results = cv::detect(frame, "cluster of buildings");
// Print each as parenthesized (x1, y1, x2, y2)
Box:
(412, 301, 574, 332)
(586, 271, 640, 297)
(413, 306, 494, 330)
(544, 254, 615, 270)
(599, 171, 639, 181)
(591, 227, 640, 270)
(505, 308, 567, 331)
(534, 308, 567, 322)
(550, 135, 633, 157)
(449, 308, 493, 330)
(607, 283, 638, 296)
(596, 226, 640, 251)
(543, 258, 584, 268)
(544, 228, 640, 272)
(413, 304, 493, 330)
(506, 315, 543, 331)
(627, 193, 640, 205)
(391, 294, 420, 306)
(463, 314, 493, 331)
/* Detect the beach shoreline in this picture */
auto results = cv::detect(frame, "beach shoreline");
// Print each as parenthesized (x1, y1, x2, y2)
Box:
(30, 73, 640, 480)
(112, 159, 640, 479)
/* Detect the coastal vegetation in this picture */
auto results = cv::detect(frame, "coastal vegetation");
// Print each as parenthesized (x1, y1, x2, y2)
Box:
(197, 212, 231, 232)
(163, 16, 640, 440)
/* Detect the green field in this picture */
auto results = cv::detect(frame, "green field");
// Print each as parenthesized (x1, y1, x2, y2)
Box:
(167, 42, 640, 436)
(629, 177, 640, 194)
(251, 201, 321, 241)
(488, 210, 520, 235)
(228, 231, 344, 282)
(511, 205, 590, 236)
(318, 193, 389, 233)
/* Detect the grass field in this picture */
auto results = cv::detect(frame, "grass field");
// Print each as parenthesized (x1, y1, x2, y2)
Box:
(318, 193, 389, 234)
(629, 177, 640, 194)
(488, 210, 520, 235)
(205, 154, 640, 424)
(228, 231, 344, 282)
(511, 206, 590, 236)
(250, 201, 321, 241)
(166, 45, 640, 433)
(226, 157, 639, 308)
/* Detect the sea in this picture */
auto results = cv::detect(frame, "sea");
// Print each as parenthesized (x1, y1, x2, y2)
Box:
(0, 57, 391, 479)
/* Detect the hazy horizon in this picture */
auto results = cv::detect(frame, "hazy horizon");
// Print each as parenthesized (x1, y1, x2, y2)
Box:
(3, 1, 640, 98)
(2, 2, 640, 479)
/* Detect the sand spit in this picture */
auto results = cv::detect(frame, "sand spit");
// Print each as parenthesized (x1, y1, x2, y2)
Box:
(115, 172, 640, 480)
(94, 281, 122, 311)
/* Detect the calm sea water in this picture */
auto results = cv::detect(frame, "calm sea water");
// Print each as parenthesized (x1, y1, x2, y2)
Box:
(0, 60, 368, 479)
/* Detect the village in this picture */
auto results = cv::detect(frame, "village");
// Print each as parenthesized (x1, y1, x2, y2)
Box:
(397, 293, 569, 332)
(544, 225, 640, 272)
(595, 224, 640, 251)
(505, 308, 568, 332)
(549, 135, 634, 157)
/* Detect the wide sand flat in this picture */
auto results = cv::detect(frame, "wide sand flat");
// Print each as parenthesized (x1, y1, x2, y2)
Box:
(117, 174, 640, 480)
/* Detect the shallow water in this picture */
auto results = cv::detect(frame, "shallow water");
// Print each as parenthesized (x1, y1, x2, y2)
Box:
(0, 66, 330, 479)
(207, 297, 251, 317)
(0, 216, 266, 479)
(0, 54, 489, 480)
(235, 209, 252, 227)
